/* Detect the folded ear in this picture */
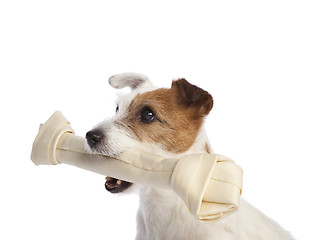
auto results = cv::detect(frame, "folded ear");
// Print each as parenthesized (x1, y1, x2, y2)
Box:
(109, 72, 152, 90)
(171, 78, 213, 117)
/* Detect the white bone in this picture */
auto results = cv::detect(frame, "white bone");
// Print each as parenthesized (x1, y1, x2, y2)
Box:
(30, 111, 243, 223)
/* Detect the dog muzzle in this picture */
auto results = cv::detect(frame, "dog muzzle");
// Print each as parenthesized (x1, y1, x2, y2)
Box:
(31, 111, 243, 223)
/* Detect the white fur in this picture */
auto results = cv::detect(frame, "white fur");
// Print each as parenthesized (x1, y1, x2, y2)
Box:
(109, 72, 155, 91)
(89, 73, 294, 240)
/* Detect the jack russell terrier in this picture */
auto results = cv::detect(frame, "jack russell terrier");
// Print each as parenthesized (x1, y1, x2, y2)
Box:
(85, 73, 293, 240)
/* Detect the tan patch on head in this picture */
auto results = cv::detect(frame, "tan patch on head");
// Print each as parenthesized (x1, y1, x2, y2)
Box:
(121, 79, 213, 153)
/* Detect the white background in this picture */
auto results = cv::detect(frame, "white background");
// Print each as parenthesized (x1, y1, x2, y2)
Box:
(1, 1, 324, 239)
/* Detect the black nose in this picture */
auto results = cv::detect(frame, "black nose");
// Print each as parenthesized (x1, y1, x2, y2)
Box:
(86, 130, 104, 148)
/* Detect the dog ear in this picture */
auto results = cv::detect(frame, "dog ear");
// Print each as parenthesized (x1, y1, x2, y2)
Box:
(109, 72, 152, 90)
(172, 78, 213, 117)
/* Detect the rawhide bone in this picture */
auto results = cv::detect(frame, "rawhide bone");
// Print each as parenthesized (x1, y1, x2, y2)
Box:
(31, 111, 243, 222)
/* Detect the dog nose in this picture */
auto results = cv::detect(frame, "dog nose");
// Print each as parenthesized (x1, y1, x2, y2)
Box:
(86, 130, 104, 148)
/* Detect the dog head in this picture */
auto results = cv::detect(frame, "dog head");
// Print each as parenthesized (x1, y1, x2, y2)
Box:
(85, 73, 213, 157)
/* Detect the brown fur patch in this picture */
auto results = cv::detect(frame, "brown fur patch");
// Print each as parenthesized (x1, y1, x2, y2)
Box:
(121, 80, 213, 153)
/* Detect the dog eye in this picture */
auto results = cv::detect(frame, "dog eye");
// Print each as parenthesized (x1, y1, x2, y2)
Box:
(140, 107, 155, 124)
(116, 105, 119, 113)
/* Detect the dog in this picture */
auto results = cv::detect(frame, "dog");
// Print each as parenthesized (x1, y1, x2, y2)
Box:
(85, 73, 294, 240)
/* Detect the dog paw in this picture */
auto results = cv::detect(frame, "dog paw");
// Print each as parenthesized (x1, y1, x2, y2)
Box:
(105, 177, 132, 194)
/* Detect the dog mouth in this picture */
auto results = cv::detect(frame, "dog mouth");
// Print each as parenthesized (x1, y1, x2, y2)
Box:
(105, 177, 133, 194)
(84, 131, 133, 194)
(84, 142, 133, 194)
